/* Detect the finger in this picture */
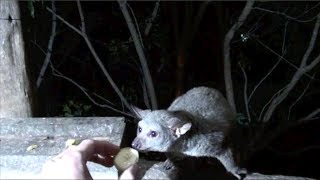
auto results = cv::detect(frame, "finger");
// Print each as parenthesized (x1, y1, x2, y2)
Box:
(89, 154, 114, 167)
(53, 145, 78, 160)
(76, 139, 120, 162)
(119, 164, 139, 180)
(91, 140, 120, 156)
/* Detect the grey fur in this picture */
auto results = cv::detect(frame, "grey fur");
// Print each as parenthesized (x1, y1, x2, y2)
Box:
(131, 87, 244, 179)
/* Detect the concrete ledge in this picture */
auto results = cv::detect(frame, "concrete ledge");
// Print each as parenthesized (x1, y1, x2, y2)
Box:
(0, 117, 125, 179)
(0, 117, 175, 179)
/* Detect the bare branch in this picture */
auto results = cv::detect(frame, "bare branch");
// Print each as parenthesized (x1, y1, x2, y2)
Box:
(33, 39, 128, 117)
(47, 2, 133, 114)
(142, 78, 151, 109)
(254, 39, 306, 76)
(301, 15, 320, 66)
(144, 0, 160, 36)
(259, 85, 286, 121)
(296, 2, 320, 19)
(253, 5, 320, 23)
(50, 63, 135, 118)
(118, 0, 158, 110)
(190, 1, 210, 41)
(76, 0, 86, 34)
(46, 7, 82, 35)
(36, 1, 56, 88)
(305, 54, 320, 71)
(288, 75, 314, 121)
(77, 15, 132, 114)
(262, 13, 320, 122)
(299, 108, 320, 122)
(126, 3, 145, 48)
(224, 0, 254, 113)
(248, 21, 288, 103)
(239, 63, 251, 123)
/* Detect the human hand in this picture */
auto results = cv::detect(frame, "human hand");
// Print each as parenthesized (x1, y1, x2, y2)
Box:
(41, 139, 138, 179)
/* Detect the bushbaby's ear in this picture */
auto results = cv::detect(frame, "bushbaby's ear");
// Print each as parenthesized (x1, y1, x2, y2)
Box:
(174, 122, 192, 137)
(168, 118, 192, 137)
(130, 105, 151, 119)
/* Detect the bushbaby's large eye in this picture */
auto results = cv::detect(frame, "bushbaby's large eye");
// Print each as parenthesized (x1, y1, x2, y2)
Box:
(150, 131, 158, 137)
(138, 126, 142, 133)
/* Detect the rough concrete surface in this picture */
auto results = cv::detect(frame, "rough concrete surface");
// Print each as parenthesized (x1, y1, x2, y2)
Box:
(0, 117, 175, 179)
(0, 117, 124, 179)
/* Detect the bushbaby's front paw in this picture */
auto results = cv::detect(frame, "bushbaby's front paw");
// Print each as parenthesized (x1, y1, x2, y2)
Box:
(237, 168, 247, 179)
(163, 159, 175, 170)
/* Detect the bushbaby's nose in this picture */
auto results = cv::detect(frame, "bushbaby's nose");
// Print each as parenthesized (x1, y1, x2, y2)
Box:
(131, 139, 141, 150)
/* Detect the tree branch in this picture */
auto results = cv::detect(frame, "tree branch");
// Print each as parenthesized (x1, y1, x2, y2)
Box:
(50, 63, 135, 118)
(46, 2, 134, 115)
(288, 75, 314, 121)
(248, 21, 288, 103)
(36, 1, 56, 88)
(32, 34, 134, 118)
(262, 13, 320, 122)
(253, 5, 320, 23)
(239, 63, 251, 123)
(126, 3, 145, 48)
(299, 108, 320, 122)
(259, 86, 286, 121)
(224, 0, 254, 113)
(118, 0, 158, 110)
(144, 0, 160, 37)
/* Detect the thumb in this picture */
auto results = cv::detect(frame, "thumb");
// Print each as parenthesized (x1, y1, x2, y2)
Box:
(119, 164, 139, 180)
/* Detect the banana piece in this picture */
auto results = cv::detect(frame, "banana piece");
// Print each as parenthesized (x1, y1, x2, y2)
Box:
(114, 147, 139, 172)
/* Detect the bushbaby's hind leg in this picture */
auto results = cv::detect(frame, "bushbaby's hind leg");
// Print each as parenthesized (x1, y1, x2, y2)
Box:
(216, 148, 247, 179)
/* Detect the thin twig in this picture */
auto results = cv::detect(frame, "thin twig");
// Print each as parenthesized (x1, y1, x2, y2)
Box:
(299, 108, 320, 121)
(118, 0, 158, 110)
(126, 2, 144, 48)
(47, 7, 82, 35)
(248, 21, 288, 108)
(144, 0, 160, 36)
(142, 78, 151, 109)
(47, 2, 134, 114)
(301, 16, 319, 66)
(253, 6, 320, 23)
(33, 39, 117, 108)
(224, 0, 254, 113)
(36, 1, 57, 88)
(253, 37, 318, 81)
(288, 74, 314, 121)
(50, 63, 135, 118)
(239, 63, 251, 123)
(76, 0, 86, 34)
(259, 86, 286, 121)
(262, 13, 320, 122)
(296, 2, 320, 19)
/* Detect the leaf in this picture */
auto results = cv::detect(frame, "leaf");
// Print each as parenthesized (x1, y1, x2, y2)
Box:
(63, 105, 71, 114)
(83, 105, 91, 111)
(26, 144, 38, 151)
(65, 139, 81, 148)
(68, 100, 74, 105)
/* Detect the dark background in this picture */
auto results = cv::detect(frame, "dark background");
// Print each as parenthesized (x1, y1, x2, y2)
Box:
(19, 1, 320, 179)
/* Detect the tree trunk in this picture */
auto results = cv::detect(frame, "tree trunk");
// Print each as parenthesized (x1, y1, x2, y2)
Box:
(0, 0, 32, 117)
